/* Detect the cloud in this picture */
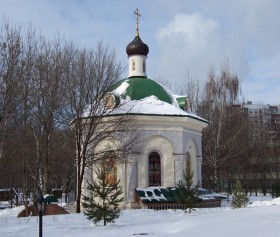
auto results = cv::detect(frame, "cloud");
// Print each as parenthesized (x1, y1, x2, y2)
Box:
(1, 0, 280, 104)
(153, 1, 280, 104)
(156, 13, 220, 50)
(154, 12, 240, 84)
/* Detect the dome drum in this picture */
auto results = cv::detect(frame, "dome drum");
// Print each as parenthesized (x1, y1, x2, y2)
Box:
(128, 55, 147, 77)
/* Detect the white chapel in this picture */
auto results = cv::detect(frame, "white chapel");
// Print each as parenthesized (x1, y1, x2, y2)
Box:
(81, 10, 208, 209)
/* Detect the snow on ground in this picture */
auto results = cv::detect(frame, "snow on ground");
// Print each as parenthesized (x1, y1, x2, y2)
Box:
(1, 195, 280, 237)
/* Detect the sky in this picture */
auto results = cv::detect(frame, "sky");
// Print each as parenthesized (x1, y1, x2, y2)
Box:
(0, 195, 280, 237)
(0, 0, 279, 105)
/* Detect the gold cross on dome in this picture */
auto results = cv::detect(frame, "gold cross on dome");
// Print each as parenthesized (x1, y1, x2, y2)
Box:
(134, 8, 141, 36)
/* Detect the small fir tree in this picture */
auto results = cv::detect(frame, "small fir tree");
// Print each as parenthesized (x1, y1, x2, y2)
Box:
(175, 161, 200, 213)
(82, 164, 124, 226)
(231, 181, 249, 208)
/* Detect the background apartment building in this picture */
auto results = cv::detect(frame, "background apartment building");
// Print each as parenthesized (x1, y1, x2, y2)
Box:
(231, 101, 280, 195)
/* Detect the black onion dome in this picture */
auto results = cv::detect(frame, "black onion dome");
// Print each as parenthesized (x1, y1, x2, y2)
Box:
(126, 35, 149, 56)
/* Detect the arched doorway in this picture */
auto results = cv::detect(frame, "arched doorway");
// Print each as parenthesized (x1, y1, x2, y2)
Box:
(149, 152, 161, 186)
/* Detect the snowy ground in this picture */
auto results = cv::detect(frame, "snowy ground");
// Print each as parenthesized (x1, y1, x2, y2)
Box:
(0, 195, 279, 237)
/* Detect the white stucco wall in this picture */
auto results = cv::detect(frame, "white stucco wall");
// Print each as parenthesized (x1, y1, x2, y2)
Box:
(137, 135, 175, 187)
(82, 114, 207, 208)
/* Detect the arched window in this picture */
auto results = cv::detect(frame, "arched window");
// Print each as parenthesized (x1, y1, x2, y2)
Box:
(149, 152, 161, 186)
(103, 154, 117, 185)
(186, 152, 191, 172)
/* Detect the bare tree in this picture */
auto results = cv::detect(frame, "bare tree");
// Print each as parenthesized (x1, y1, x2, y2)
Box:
(65, 42, 139, 213)
(0, 20, 139, 212)
(29, 38, 71, 193)
(0, 21, 75, 201)
(0, 21, 21, 169)
(198, 64, 249, 191)
(179, 73, 202, 114)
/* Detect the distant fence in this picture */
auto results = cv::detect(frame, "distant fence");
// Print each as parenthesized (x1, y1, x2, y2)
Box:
(204, 179, 280, 197)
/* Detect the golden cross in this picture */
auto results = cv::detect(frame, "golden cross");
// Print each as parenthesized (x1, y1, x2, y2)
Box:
(134, 8, 141, 36)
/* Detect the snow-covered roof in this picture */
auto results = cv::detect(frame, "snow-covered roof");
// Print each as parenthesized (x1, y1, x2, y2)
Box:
(135, 186, 227, 204)
(136, 187, 169, 202)
(109, 95, 207, 122)
(108, 77, 175, 105)
(81, 77, 208, 124)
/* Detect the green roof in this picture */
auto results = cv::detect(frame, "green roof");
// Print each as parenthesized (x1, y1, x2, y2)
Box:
(108, 77, 173, 104)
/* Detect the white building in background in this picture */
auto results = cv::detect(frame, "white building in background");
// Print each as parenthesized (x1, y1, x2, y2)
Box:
(242, 101, 280, 140)
(80, 11, 208, 208)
